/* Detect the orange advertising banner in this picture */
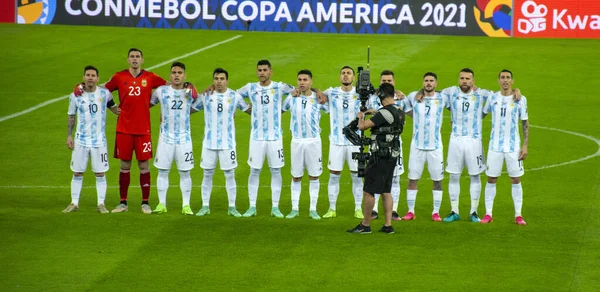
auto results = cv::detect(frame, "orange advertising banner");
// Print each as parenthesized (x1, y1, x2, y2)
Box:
(514, 0, 600, 38)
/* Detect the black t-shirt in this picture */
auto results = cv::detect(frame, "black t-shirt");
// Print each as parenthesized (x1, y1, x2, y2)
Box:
(370, 104, 401, 133)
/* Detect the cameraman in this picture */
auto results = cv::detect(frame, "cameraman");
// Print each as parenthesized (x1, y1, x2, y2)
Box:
(347, 83, 404, 234)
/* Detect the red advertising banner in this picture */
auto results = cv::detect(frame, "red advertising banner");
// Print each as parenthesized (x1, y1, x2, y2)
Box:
(514, 0, 600, 38)
(1, 0, 16, 23)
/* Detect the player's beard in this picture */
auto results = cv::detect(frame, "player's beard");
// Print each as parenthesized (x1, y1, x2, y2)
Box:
(424, 86, 434, 93)
(460, 84, 471, 92)
(342, 82, 352, 87)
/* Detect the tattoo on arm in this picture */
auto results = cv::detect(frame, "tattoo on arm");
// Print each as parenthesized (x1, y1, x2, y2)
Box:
(67, 115, 75, 136)
(522, 120, 529, 146)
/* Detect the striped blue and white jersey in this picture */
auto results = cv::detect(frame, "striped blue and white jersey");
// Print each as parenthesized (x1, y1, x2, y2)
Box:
(442, 86, 491, 139)
(407, 91, 448, 150)
(324, 86, 361, 146)
(192, 88, 250, 150)
(282, 92, 328, 139)
(67, 88, 112, 148)
(150, 85, 194, 145)
(237, 81, 294, 141)
(483, 93, 528, 153)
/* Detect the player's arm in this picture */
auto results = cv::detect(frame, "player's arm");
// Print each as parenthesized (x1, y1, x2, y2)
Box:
(236, 93, 252, 115)
(149, 90, 160, 108)
(520, 120, 529, 160)
(311, 88, 327, 104)
(66, 114, 75, 150)
(107, 96, 120, 115)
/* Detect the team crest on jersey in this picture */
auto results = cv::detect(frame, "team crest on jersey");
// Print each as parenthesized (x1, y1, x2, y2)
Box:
(142, 79, 147, 87)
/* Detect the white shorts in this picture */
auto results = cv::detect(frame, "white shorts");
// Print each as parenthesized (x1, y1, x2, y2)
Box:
(486, 150, 524, 178)
(408, 142, 444, 181)
(247, 139, 285, 169)
(291, 138, 323, 177)
(328, 144, 359, 172)
(153, 138, 194, 171)
(71, 143, 109, 173)
(201, 146, 238, 170)
(446, 136, 485, 175)
(393, 139, 405, 176)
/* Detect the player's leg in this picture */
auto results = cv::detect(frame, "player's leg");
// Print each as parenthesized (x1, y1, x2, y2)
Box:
(482, 150, 503, 224)
(405, 143, 425, 220)
(135, 134, 153, 214)
(198, 146, 218, 216)
(245, 140, 266, 217)
(288, 139, 303, 218)
(91, 145, 110, 214)
(267, 140, 285, 218)
(506, 152, 526, 225)
(65, 144, 87, 213)
(174, 142, 194, 215)
(391, 144, 404, 220)
(445, 136, 463, 219)
(113, 133, 134, 213)
(153, 138, 174, 214)
(306, 138, 322, 220)
(348, 145, 364, 219)
(428, 148, 444, 222)
(466, 138, 485, 222)
(220, 148, 241, 217)
(325, 144, 344, 218)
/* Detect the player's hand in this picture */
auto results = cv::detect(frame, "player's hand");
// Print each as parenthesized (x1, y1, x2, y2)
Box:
(115, 106, 121, 115)
(473, 84, 479, 91)
(519, 145, 528, 160)
(513, 88, 522, 101)
(316, 89, 327, 104)
(291, 88, 300, 97)
(394, 90, 406, 100)
(66, 136, 74, 150)
(73, 82, 84, 97)
(201, 84, 215, 95)
(184, 82, 199, 99)
(415, 89, 425, 102)
(356, 112, 365, 119)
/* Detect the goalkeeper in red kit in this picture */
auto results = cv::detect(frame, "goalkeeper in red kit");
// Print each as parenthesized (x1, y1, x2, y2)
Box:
(74, 48, 197, 214)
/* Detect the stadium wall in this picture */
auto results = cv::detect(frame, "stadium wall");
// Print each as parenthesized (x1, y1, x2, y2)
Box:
(13, 0, 600, 38)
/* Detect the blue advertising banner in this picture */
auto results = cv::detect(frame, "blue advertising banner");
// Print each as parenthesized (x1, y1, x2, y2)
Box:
(17, 0, 509, 36)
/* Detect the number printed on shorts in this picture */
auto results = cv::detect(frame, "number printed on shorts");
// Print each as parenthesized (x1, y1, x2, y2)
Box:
(128, 86, 141, 96)
(101, 153, 108, 163)
(184, 152, 194, 162)
(476, 155, 484, 166)
(277, 149, 284, 159)
(143, 142, 152, 153)
(230, 151, 236, 161)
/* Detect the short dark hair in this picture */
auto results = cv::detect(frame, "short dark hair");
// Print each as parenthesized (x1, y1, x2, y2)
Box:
(379, 83, 395, 99)
(423, 72, 437, 80)
(128, 48, 143, 57)
(380, 70, 394, 77)
(297, 69, 312, 78)
(498, 69, 513, 78)
(171, 61, 185, 71)
(84, 65, 98, 76)
(213, 68, 229, 80)
(460, 68, 475, 76)
(257, 59, 271, 68)
(340, 66, 355, 74)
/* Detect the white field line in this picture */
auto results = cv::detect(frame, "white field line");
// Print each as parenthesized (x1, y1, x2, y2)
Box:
(1, 125, 599, 190)
(0, 35, 243, 123)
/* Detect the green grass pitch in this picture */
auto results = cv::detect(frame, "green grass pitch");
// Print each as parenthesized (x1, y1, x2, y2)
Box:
(0, 24, 599, 291)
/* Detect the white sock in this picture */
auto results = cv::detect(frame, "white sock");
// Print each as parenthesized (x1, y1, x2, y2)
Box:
(351, 172, 363, 210)
(71, 175, 83, 205)
(224, 169, 236, 207)
(432, 190, 443, 214)
(407, 189, 417, 213)
(373, 194, 380, 213)
(95, 175, 106, 205)
(309, 179, 319, 211)
(512, 183, 523, 217)
(484, 182, 497, 216)
(157, 169, 170, 206)
(271, 168, 282, 208)
(179, 170, 192, 207)
(201, 169, 215, 207)
(291, 180, 301, 211)
(449, 174, 460, 214)
(470, 175, 481, 214)
(391, 176, 400, 212)
(327, 173, 340, 211)
(248, 168, 261, 208)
